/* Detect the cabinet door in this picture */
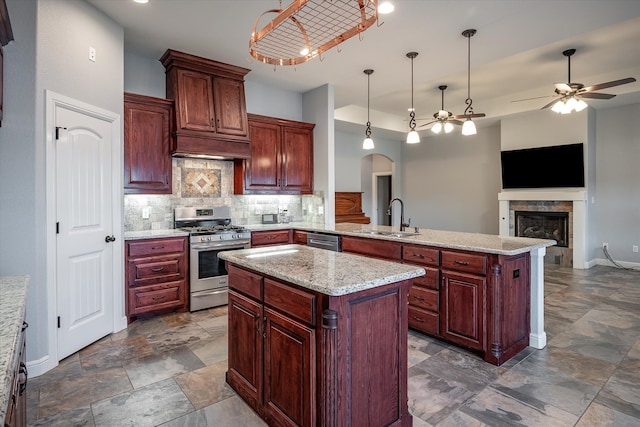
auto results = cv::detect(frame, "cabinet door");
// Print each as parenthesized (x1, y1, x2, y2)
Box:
(227, 291, 263, 406)
(281, 125, 313, 194)
(264, 307, 315, 427)
(213, 77, 248, 136)
(440, 271, 485, 350)
(244, 121, 281, 192)
(251, 230, 291, 247)
(175, 68, 216, 132)
(124, 94, 172, 194)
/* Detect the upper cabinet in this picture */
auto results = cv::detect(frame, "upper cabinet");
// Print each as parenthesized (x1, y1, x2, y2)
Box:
(124, 92, 173, 194)
(160, 49, 251, 159)
(234, 114, 315, 195)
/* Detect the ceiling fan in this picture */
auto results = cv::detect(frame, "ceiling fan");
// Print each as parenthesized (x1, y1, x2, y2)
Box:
(538, 49, 636, 113)
(419, 85, 486, 133)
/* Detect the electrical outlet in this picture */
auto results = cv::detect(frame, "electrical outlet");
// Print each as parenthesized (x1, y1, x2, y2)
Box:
(602, 242, 608, 250)
(89, 46, 96, 62)
(633, 245, 639, 253)
(142, 208, 150, 219)
(318, 206, 324, 215)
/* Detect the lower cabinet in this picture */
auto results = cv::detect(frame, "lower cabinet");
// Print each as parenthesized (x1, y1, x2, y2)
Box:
(226, 262, 412, 426)
(5, 321, 27, 427)
(440, 270, 485, 350)
(125, 237, 189, 322)
(250, 229, 291, 247)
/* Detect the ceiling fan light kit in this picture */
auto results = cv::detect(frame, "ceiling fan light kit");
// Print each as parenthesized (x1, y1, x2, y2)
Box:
(249, 0, 380, 66)
(363, 69, 375, 150)
(406, 51, 420, 144)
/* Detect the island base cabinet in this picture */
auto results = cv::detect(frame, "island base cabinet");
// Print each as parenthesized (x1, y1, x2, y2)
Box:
(440, 271, 486, 351)
(226, 263, 412, 427)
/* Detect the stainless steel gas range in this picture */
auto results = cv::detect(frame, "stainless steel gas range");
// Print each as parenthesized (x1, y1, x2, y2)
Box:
(174, 207, 250, 311)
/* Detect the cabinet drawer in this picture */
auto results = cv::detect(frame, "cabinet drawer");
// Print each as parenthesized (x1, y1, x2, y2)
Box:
(134, 258, 181, 280)
(402, 245, 440, 266)
(441, 250, 487, 275)
(228, 264, 263, 301)
(129, 281, 185, 315)
(408, 306, 439, 335)
(341, 236, 402, 260)
(128, 238, 185, 257)
(292, 230, 307, 245)
(264, 278, 316, 326)
(409, 286, 439, 312)
(251, 230, 291, 247)
(410, 266, 439, 289)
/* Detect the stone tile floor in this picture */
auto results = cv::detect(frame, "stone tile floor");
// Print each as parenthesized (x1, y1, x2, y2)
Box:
(27, 264, 640, 426)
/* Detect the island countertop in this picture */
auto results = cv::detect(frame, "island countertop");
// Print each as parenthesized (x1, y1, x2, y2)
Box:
(219, 244, 425, 296)
(0, 275, 29, 425)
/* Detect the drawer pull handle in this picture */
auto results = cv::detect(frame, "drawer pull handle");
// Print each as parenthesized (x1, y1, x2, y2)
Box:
(18, 362, 28, 395)
(412, 253, 425, 259)
(151, 267, 165, 272)
(152, 246, 165, 250)
(267, 235, 276, 240)
(454, 260, 470, 266)
(412, 316, 426, 323)
(152, 295, 166, 301)
(413, 296, 425, 302)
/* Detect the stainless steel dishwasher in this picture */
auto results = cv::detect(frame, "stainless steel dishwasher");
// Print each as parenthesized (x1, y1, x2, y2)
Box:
(306, 232, 341, 252)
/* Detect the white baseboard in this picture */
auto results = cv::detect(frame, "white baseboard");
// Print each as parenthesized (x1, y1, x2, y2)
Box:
(26, 355, 58, 378)
(594, 257, 640, 269)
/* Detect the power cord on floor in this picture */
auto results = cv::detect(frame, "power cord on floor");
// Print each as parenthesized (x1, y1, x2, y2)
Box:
(603, 245, 640, 271)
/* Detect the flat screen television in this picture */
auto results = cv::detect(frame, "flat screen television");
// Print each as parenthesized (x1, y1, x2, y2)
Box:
(500, 143, 585, 189)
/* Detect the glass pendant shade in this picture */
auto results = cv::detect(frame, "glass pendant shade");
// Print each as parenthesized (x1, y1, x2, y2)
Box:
(431, 122, 442, 134)
(575, 99, 588, 112)
(407, 130, 420, 144)
(444, 122, 454, 133)
(553, 97, 588, 114)
(461, 119, 477, 136)
(552, 100, 565, 113)
(363, 137, 374, 150)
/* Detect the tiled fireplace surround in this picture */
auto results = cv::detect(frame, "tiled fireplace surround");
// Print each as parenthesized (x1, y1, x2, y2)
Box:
(499, 190, 588, 269)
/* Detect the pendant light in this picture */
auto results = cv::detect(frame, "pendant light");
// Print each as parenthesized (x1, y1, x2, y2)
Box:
(406, 52, 420, 144)
(363, 69, 375, 150)
(461, 29, 483, 136)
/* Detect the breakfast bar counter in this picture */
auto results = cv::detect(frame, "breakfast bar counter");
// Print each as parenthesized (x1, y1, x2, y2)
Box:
(220, 245, 425, 427)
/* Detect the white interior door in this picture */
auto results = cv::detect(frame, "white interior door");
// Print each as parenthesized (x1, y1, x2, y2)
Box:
(55, 104, 115, 359)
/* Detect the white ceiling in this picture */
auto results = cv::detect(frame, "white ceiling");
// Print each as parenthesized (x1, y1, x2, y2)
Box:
(88, 0, 640, 138)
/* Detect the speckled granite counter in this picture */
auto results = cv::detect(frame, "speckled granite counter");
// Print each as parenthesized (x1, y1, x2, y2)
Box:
(0, 275, 29, 425)
(124, 229, 189, 240)
(219, 244, 425, 296)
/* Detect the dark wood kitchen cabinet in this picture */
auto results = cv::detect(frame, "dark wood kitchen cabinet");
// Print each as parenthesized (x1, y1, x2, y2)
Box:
(227, 265, 316, 426)
(341, 235, 402, 260)
(234, 114, 314, 195)
(403, 244, 441, 336)
(250, 229, 292, 247)
(161, 49, 251, 159)
(5, 321, 27, 427)
(124, 92, 173, 194)
(125, 237, 189, 322)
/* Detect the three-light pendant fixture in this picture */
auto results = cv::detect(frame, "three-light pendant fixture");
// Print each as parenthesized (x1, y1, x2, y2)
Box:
(363, 29, 485, 148)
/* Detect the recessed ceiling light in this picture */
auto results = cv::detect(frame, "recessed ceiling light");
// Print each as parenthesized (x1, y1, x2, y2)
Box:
(378, 2, 394, 14)
(133, 0, 149, 4)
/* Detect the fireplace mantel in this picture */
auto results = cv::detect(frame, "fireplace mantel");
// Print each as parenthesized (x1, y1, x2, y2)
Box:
(498, 190, 587, 269)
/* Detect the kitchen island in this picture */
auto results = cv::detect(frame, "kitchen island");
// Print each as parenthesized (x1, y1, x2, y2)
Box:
(219, 244, 425, 427)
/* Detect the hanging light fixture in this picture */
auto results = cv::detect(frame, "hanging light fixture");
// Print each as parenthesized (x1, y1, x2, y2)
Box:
(460, 29, 486, 136)
(363, 69, 375, 150)
(250, 0, 380, 67)
(406, 52, 420, 144)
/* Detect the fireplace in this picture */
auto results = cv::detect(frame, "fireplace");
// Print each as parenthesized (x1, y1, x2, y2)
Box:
(515, 211, 568, 247)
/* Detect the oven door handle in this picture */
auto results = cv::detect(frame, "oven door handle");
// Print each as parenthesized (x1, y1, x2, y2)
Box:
(193, 290, 228, 297)
(191, 244, 248, 250)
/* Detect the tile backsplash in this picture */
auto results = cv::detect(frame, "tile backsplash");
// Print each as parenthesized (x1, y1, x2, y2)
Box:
(124, 158, 325, 232)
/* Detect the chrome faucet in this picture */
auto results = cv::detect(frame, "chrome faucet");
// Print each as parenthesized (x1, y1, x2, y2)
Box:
(387, 198, 411, 231)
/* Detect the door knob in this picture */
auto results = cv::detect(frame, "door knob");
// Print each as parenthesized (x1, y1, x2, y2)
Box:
(105, 235, 116, 243)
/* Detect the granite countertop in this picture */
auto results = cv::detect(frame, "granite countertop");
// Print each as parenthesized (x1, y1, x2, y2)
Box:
(294, 223, 556, 256)
(0, 275, 29, 425)
(219, 244, 425, 296)
(124, 229, 189, 240)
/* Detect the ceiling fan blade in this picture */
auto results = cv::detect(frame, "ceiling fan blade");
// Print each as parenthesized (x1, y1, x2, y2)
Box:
(555, 83, 572, 93)
(450, 120, 464, 126)
(541, 98, 560, 110)
(581, 77, 636, 93)
(580, 92, 616, 100)
(453, 113, 486, 119)
(511, 95, 553, 103)
(418, 120, 436, 128)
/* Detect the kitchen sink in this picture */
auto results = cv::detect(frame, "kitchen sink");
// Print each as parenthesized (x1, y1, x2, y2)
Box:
(354, 229, 420, 237)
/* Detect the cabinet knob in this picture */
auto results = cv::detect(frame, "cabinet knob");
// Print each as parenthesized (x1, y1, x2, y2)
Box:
(105, 235, 116, 243)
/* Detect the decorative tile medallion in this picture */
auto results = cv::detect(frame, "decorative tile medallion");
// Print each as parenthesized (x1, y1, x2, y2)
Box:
(181, 168, 221, 198)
